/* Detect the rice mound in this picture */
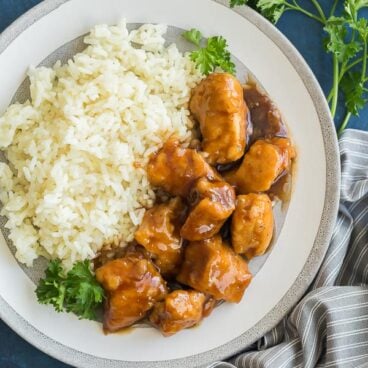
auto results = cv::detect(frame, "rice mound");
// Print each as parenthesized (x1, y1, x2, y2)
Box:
(0, 21, 202, 268)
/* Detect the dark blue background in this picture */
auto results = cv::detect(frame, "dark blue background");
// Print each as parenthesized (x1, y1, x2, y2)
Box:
(0, 1, 367, 367)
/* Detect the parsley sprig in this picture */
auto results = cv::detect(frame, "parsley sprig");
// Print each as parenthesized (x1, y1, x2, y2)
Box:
(231, 0, 368, 134)
(36, 259, 104, 320)
(182, 29, 236, 75)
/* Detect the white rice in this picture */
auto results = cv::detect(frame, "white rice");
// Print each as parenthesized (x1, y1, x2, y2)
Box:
(0, 21, 202, 268)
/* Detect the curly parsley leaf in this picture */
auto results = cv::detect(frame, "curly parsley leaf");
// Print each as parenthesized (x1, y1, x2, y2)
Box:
(36, 260, 66, 312)
(324, 17, 362, 63)
(257, 0, 287, 23)
(353, 17, 368, 40)
(182, 29, 203, 47)
(341, 72, 367, 115)
(183, 30, 236, 75)
(36, 259, 104, 320)
(345, 0, 368, 21)
(230, 0, 248, 7)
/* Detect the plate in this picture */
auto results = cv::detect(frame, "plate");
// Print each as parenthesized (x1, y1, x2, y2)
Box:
(0, 0, 340, 367)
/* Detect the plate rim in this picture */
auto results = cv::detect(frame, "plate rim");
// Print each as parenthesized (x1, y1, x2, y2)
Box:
(0, 0, 340, 367)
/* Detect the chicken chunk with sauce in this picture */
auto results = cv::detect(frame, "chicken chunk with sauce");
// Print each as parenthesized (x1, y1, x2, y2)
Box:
(95, 257, 167, 332)
(190, 73, 248, 165)
(135, 198, 187, 276)
(180, 177, 235, 241)
(226, 137, 295, 194)
(149, 290, 207, 336)
(231, 194, 274, 258)
(177, 235, 252, 302)
(147, 136, 219, 197)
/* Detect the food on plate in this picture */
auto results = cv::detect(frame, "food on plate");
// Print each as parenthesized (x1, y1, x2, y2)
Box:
(190, 73, 247, 164)
(231, 194, 274, 258)
(134, 197, 187, 276)
(149, 290, 207, 336)
(147, 136, 220, 197)
(226, 137, 295, 193)
(0, 21, 296, 336)
(177, 235, 252, 303)
(0, 21, 202, 268)
(96, 256, 167, 332)
(180, 177, 236, 241)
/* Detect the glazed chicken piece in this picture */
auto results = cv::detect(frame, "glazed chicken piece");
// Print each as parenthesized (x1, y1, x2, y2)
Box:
(190, 73, 248, 165)
(231, 193, 274, 259)
(135, 197, 187, 276)
(149, 290, 207, 336)
(180, 177, 236, 241)
(177, 235, 252, 303)
(226, 137, 295, 194)
(147, 136, 220, 197)
(95, 257, 167, 332)
(243, 84, 287, 140)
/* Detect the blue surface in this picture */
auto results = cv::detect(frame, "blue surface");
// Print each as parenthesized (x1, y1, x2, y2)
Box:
(0, 1, 367, 367)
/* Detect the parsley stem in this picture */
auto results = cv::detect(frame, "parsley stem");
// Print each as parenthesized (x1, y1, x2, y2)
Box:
(286, 1, 325, 24)
(327, 62, 349, 104)
(327, 92, 332, 104)
(338, 112, 352, 135)
(361, 39, 367, 80)
(345, 56, 368, 73)
(310, 0, 327, 23)
(330, 55, 339, 118)
(330, 0, 338, 18)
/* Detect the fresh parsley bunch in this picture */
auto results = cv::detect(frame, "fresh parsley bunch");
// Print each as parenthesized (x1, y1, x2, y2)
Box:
(36, 259, 105, 320)
(182, 29, 236, 75)
(229, 0, 368, 134)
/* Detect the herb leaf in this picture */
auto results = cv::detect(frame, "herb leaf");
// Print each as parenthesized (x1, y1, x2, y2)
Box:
(324, 17, 362, 63)
(182, 29, 203, 47)
(345, 0, 368, 21)
(341, 71, 367, 115)
(257, 0, 286, 23)
(36, 260, 66, 312)
(36, 259, 104, 320)
(183, 30, 236, 75)
(230, 0, 248, 7)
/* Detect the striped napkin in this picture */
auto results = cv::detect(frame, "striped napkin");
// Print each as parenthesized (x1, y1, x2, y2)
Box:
(212, 129, 368, 368)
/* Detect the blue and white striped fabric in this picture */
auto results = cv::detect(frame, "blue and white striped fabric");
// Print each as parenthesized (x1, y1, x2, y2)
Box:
(213, 129, 368, 368)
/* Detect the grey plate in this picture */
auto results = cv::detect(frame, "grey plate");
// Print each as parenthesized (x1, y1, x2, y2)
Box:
(0, 0, 340, 367)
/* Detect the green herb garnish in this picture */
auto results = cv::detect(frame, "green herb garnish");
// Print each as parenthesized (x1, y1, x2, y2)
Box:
(183, 28, 203, 46)
(36, 259, 104, 320)
(182, 30, 236, 75)
(229, 0, 368, 134)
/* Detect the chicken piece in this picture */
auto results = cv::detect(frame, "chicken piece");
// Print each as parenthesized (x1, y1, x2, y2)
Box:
(135, 198, 187, 276)
(243, 84, 287, 140)
(226, 138, 295, 194)
(147, 136, 220, 197)
(231, 194, 274, 258)
(180, 178, 235, 241)
(268, 137, 296, 160)
(177, 235, 252, 302)
(190, 73, 248, 165)
(149, 290, 207, 336)
(96, 257, 167, 332)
